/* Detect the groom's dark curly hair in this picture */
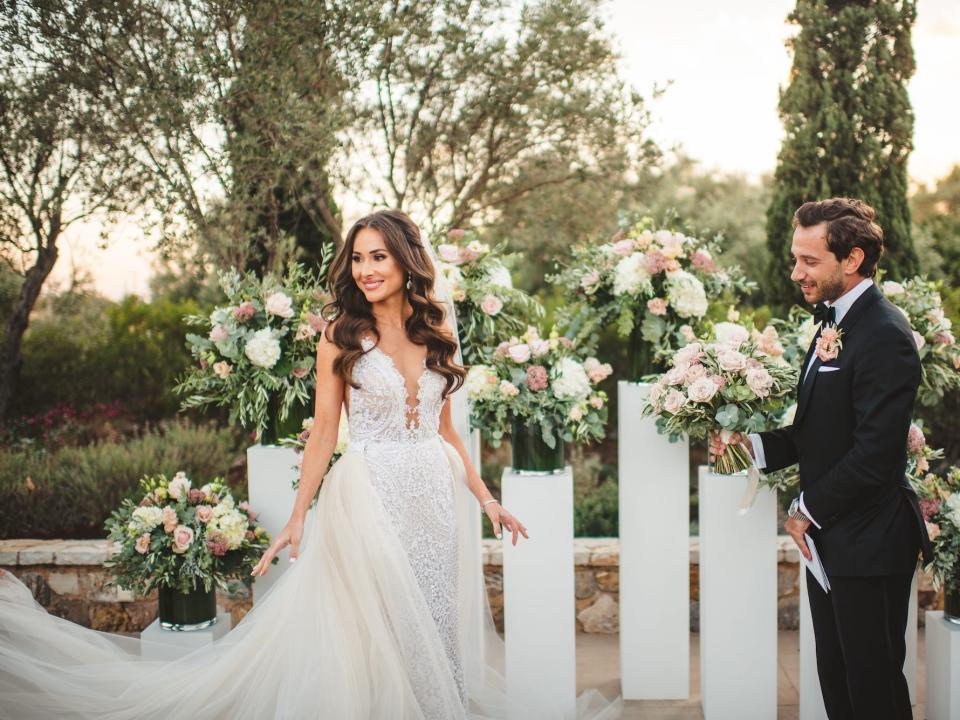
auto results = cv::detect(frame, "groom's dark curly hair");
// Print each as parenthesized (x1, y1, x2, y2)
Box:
(793, 198, 885, 277)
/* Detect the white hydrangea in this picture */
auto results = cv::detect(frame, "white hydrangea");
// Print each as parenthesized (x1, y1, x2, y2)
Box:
(131, 506, 164, 531)
(244, 328, 282, 368)
(666, 271, 708, 318)
(612, 253, 651, 297)
(211, 510, 248, 549)
(487, 264, 513, 289)
(464, 365, 498, 400)
(946, 493, 960, 528)
(552, 358, 591, 400)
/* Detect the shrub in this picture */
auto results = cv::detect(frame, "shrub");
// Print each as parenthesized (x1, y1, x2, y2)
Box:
(0, 420, 245, 539)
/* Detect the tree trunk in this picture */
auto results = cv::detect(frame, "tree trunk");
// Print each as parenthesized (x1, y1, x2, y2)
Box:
(0, 244, 59, 422)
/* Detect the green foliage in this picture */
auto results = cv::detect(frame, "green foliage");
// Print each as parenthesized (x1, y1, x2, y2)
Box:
(574, 478, 618, 537)
(0, 421, 244, 539)
(11, 293, 198, 421)
(765, 0, 919, 310)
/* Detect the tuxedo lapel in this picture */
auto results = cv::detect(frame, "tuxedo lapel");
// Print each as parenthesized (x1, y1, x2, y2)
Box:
(793, 284, 880, 426)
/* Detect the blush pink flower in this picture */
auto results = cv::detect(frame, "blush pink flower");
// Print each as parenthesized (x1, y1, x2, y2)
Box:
(447, 228, 466, 239)
(196, 506, 214, 524)
(907, 424, 926, 454)
(209, 325, 228, 342)
(171, 525, 195, 553)
(508, 344, 531, 363)
(934, 331, 955, 346)
(647, 298, 668, 316)
(919, 498, 941, 522)
(612, 239, 635, 256)
(238, 501, 258, 522)
(306, 312, 326, 333)
(480, 294, 503, 316)
(526, 365, 548, 391)
(205, 538, 228, 557)
(644, 251, 668, 275)
(135, 533, 151, 554)
(913, 331, 925, 350)
(690, 249, 717, 273)
(815, 327, 843, 362)
(926, 522, 941, 541)
(188, 488, 206, 505)
(234, 302, 256, 321)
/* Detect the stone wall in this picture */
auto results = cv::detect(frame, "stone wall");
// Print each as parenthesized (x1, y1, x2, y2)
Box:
(1, 537, 942, 634)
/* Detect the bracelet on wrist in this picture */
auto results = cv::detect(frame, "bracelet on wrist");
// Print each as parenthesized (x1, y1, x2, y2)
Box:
(481, 499, 499, 510)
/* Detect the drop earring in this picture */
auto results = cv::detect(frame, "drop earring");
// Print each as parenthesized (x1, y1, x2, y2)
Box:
(406, 273, 412, 291)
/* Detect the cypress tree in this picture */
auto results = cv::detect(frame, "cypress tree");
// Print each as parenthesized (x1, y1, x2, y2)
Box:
(765, 0, 919, 309)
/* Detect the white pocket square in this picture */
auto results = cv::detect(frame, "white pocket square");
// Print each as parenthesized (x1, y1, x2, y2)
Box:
(818, 366, 841, 373)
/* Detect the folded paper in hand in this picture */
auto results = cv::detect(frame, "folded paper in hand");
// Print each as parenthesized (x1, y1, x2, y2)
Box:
(803, 533, 830, 593)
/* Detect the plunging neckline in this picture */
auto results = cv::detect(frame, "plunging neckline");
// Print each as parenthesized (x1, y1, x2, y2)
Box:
(369, 342, 429, 426)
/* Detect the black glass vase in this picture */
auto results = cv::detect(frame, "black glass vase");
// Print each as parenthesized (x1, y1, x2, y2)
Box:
(625, 321, 656, 383)
(259, 396, 312, 447)
(510, 421, 565, 473)
(157, 584, 218, 631)
(945, 585, 960, 625)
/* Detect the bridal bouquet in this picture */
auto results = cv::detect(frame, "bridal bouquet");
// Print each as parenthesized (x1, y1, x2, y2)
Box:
(881, 277, 960, 405)
(548, 218, 753, 377)
(435, 229, 543, 365)
(464, 326, 611, 450)
(175, 261, 330, 444)
(104, 472, 271, 596)
(644, 321, 798, 475)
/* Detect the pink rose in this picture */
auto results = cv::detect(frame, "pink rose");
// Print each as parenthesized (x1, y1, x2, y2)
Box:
(589, 395, 605, 409)
(580, 271, 600, 292)
(717, 349, 748, 372)
(526, 365, 548, 392)
(612, 239, 635, 256)
(295, 323, 316, 341)
(438, 243, 462, 264)
(213, 361, 232, 379)
(480, 294, 503, 316)
(684, 363, 707, 385)
(196, 506, 214, 524)
(209, 325, 228, 342)
(907, 424, 926, 454)
(499, 380, 520, 397)
(529, 339, 551, 357)
(162, 506, 178, 533)
(135, 533, 151, 555)
(306, 312, 326, 333)
(167, 472, 191, 500)
(264, 292, 294, 318)
(171, 525, 195, 554)
(238, 501, 258, 522)
(447, 228, 466, 239)
(569, 406, 584, 421)
(935, 331, 954, 346)
(647, 298, 668, 316)
(690, 250, 717, 273)
(234, 302, 256, 321)
(662, 389, 686, 414)
(686, 376, 719, 403)
(912, 331, 925, 350)
(745, 367, 775, 398)
(507, 344, 531, 363)
(680, 325, 697, 343)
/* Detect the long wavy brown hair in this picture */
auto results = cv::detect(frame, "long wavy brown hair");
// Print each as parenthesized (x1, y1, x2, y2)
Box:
(322, 209, 465, 398)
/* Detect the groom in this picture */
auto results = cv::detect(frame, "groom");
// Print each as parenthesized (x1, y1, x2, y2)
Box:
(713, 198, 932, 719)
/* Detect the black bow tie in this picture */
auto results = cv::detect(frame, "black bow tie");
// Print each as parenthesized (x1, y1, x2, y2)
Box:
(812, 303, 836, 326)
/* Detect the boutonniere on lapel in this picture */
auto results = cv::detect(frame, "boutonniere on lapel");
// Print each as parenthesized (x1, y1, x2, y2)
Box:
(814, 324, 844, 362)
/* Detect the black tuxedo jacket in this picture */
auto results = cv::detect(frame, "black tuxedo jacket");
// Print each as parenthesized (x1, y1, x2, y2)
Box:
(759, 283, 933, 576)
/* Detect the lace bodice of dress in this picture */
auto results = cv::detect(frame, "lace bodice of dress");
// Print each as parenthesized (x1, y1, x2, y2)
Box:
(348, 337, 446, 444)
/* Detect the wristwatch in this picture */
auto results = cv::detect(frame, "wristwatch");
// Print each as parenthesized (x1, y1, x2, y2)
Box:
(787, 497, 810, 524)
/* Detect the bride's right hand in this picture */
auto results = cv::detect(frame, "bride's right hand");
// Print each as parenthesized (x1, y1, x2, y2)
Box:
(250, 517, 304, 577)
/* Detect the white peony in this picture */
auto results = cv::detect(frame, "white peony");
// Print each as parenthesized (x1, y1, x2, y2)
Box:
(132, 506, 164, 531)
(687, 376, 719, 403)
(666, 271, 708, 318)
(552, 358, 592, 400)
(264, 292, 294, 318)
(245, 328, 282, 368)
(612, 253, 652, 297)
(713, 322, 750, 347)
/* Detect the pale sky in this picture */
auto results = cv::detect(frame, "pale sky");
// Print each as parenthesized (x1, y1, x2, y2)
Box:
(51, 0, 960, 300)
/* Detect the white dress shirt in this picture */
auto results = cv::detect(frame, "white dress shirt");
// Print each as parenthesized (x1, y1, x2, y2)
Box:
(748, 277, 875, 527)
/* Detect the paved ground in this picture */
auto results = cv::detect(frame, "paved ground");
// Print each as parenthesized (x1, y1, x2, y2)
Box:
(576, 630, 927, 719)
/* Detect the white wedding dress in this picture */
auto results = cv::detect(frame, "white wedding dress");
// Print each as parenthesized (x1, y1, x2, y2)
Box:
(0, 337, 621, 719)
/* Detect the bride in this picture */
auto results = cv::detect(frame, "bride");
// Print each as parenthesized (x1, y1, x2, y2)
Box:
(0, 210, 620, 719)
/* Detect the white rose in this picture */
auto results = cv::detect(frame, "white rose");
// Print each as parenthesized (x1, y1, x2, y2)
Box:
(714, 322, 750, 347)
(245, 328, 282, 368)
(529, 339, 551, 357)
(612, 253, 652, 297)
(687, 376, 719, 403)
(717, 349, 748, 372)
(264, 291, 294, 318)
(167, 471, 191, 500)
(438, 244, 462, 264)
(745, 367, 775, 398)
(552, 358, 592, 400)
(665, 367, 687, 386)
(569, 406, 584, 422)
(662, 388, 687, 414)
(683, 363, 707, 385)
(882, 281, 905, 296)
(507, 344, 531, 363)
(666, 271, 708, 318)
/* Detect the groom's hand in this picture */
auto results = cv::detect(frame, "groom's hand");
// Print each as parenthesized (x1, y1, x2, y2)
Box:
(784, 516, 813, 561)
(708, 431, 753, 460)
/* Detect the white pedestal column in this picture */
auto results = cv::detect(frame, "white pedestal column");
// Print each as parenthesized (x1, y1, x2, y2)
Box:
(140, 612, 232, 660)
(905, 572, 918, 702)
(699, 467, 778, 720)
(246, 444, 302, 603)
(618, 381, 689, 699)
(925, 610, 960, 720)
(799, 569, 829, 720)
(502, 466, 575, 720)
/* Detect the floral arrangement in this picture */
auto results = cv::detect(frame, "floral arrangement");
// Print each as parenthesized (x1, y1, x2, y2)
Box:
(464, 326, 612, 450)
(435, 229, 543, 365)
(279, 414, 351, 505)
(918, 466, 960, 598)
(175, 261, 329, 444)
(881, 277, 960, 405)
(104, 472, 271, 596)
(643, 321, 798, 474)
(548, 218, 754, 377)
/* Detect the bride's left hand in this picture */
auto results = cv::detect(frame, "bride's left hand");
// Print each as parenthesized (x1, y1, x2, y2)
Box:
(485, 503, 529, 545)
